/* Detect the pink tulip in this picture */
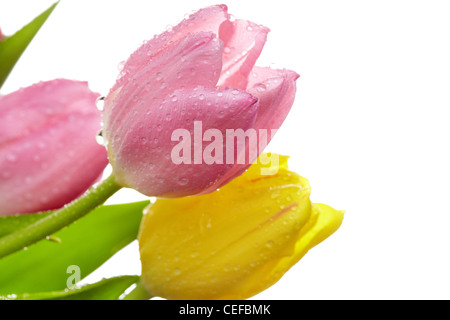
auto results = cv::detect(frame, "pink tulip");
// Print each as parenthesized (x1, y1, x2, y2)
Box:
(0, 79, 109, 216)
(102, 5, 299, 197)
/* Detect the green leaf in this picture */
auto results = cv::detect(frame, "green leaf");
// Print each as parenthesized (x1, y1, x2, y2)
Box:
(0, 276, 139, 300)
(0, 1, 59, 89)
(0, 201, 149, 295)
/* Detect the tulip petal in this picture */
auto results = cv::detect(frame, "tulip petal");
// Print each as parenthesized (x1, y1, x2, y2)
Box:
(0, 80, 108, 215)
(201, 68, 299, 193)
(110, 86, 259, 197)
(217, 19, 270, 90)
(112, 5, 229, 93)
(104, 32, 224, 144)
(138, 154, 343, 300)
(247, 67, 300, 131)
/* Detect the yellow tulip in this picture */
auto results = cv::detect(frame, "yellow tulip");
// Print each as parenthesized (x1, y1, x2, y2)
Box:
(138, 154, 344, 300)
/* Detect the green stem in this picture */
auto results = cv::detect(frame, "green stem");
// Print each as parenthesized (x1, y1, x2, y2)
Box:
(0, 174, 122, 259)
(122, 279, 152, 300)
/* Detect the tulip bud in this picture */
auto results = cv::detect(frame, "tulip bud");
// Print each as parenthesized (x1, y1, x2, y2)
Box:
(102, 5, 299, 198)
(138, 154, 344, 300)
(0, 79, 109, 215)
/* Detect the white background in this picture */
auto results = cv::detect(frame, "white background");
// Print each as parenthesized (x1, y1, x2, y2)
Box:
(1, 0, 450, 300)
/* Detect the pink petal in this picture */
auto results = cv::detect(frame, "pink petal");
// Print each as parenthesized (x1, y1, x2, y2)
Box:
(201, 68, 300, 192)
(247, 67, 300, 131)
(0, 80, 108, 215)
(111, 86, 259, 198)
(112, 5, 229, 93)
(103, 32, 224, 153)
(217, 19, 270, 90)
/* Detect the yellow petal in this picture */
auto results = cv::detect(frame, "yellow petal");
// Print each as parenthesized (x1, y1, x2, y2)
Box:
(138, 153, 344, 300)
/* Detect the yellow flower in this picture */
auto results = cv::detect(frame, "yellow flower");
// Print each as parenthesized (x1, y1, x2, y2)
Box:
(138, 154, 344, 300)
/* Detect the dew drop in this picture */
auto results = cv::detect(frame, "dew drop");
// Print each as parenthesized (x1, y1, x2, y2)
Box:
(96, 96, 105, 111)
(117, 61, 125, 71)
(178, 177, 189, 185)
(270, 192, 280, 199)
(217, 92, 223, 97)
(256, 83, 267, 92)
(224, 46, 231, 54)
(1, 171, 12, 180)
(156, 72, 163, 81)
(6, 154, 17, 163)
(171, 96, 178, 102)
(96, 129, 105, 145)
(199, 94, 205, 101)
(231, 89, 239, 95)
(174, 268, 181, 276)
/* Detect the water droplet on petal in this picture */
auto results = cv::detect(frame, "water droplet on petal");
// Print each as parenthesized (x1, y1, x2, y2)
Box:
(178, 177, 189, 185)
(96, 96, 105, 111)
(199, 94, 205, 101)
(156, 72, 163, 81)
(96, 129, 105, 145)
(256, 84, 267, 92)
(6, 154, 17, 163)
(117, 61, 125, 71)
(1, 171, 12, 180)
(224, 46, 231, 54)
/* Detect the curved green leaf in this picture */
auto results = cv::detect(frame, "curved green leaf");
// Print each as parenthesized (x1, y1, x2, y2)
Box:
(0, 201, 149, 295)
(0, 1, 59, 89)
(0, 276, 139, 300)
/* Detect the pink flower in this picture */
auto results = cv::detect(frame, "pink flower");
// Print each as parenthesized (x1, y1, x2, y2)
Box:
(102, 5, 299, 197)
(0, 79, 109, 215)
